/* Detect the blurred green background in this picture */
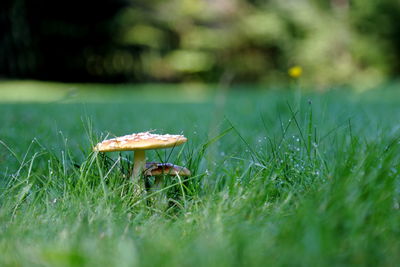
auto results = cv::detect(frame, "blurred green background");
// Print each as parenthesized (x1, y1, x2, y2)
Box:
(1, 0, 400, 89)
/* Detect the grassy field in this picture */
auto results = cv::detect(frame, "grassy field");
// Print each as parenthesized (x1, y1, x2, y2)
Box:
(1, 82, 400, 266)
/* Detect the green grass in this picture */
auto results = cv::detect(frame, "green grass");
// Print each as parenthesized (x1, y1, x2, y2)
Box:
(1, 82, 400, 266)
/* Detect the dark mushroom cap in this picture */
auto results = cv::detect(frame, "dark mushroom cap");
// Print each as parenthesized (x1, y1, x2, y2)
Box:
(144, 162, 191, 177)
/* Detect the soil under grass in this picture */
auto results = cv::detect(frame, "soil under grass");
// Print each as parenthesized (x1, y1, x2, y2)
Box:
(0, 83, 399, 266)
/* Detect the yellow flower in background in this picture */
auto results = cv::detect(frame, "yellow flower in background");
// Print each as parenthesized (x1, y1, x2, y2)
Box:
(288, 66, 302, 78)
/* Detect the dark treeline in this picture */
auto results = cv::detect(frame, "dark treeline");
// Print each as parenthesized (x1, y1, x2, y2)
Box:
(1, 0, 127, 82)
(1, 0, 400, 87)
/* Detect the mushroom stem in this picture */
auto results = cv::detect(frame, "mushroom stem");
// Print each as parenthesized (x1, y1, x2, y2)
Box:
(132, 150, 146, 182)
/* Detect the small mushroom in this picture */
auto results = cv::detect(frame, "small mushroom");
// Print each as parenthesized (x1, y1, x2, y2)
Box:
(94, 132, 188, 186)
(144, 163, 191, 203)
(144, 162, 191, 177)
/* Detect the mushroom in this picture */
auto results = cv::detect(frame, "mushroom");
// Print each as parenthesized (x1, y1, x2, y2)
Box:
(144, 162, 191, 205)
(144, 162, 191, 189)
(144, 162, 191, 177)
(94, 132, 188, 185)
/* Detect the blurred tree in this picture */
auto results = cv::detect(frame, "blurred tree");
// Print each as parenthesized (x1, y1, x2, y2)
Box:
(350, 0, 400, 75)
(0, 0, 126, 82)
(1, 0, 400, 88)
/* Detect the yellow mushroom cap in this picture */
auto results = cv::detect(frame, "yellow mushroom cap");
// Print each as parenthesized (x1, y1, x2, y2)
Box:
(94, 132, 187, 152)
